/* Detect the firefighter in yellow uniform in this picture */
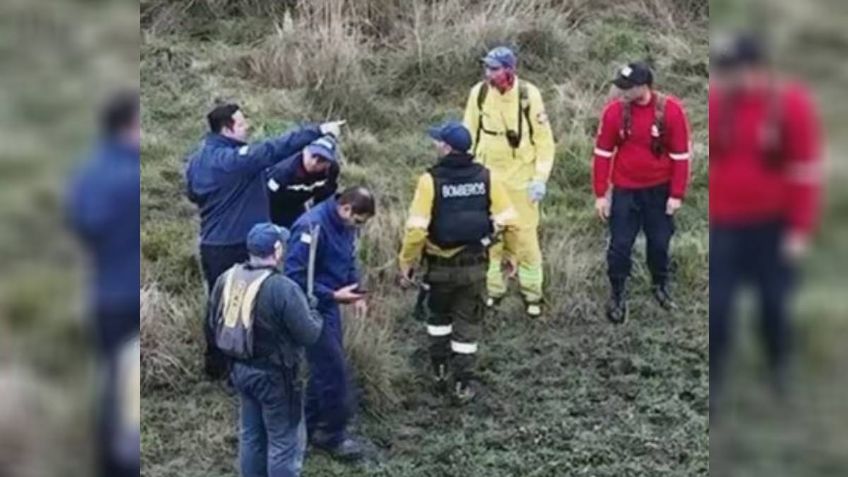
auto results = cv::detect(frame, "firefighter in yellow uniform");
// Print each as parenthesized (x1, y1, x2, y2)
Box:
(463, 47, 556, 317)
(399, 121, 516, 402)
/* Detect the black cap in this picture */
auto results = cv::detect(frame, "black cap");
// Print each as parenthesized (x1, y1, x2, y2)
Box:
(711, 32, 767, 70)
(612, 62, 654, 90)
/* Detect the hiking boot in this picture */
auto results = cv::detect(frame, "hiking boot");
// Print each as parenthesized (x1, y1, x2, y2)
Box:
(432, 360, 449, 394)
(525, 302, 542, 318)
(315, 436, 372, 463)
(453, 379, 478, 404)
(651, 284, 677, 312)
(485, 295, 503, 309)
(606, 293, 628, 325)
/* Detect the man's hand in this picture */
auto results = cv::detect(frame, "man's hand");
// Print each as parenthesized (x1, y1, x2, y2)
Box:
(320, 120, 346, 138)
(595, 197, 610, 221)
(354, 299, 368, 319)
(666, 197, 682, 216)
(333, 283, 364, 304)
(398, 264, 415, 289)
(528, 180, 546, 203)
(783, 230, 810, 262)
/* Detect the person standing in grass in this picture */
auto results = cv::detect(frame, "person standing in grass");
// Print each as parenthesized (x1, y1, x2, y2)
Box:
(398, 121, 516, 402)
(709, 33, 822, 412)
(463, 46, 556, 318)
(206, 222, 324, 477)
(592, 62, 692, 324)
(266, 135, 341, 229)
(185, 101, 345, 291)
(284, 186, 376, 462)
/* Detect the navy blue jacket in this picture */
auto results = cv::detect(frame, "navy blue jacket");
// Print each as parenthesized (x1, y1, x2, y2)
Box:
(67, 138, 140, 314)
(284, 198, 361, 306)
(267, 152, 339, 225)
(185, 126, 321, 245)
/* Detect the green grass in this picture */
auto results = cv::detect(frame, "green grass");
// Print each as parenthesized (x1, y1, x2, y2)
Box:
(141, 1, 709, 475)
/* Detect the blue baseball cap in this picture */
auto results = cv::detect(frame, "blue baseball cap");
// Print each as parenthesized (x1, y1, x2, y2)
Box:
(482, 46, 517, 69)
(428, 121, 472, 153)
(305, 135, 339, 162)
(246, 222, 291, 257)
(612, 62, 654, 90)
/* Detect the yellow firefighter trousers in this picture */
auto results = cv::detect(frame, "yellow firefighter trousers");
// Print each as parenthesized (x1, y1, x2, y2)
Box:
(487, 188, 543, 303)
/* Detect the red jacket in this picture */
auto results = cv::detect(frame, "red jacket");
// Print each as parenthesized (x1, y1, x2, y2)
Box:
(708, 81, 822, 236)
(592, 93, 691, 198)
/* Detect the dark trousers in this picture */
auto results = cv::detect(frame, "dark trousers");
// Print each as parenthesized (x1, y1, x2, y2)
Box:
(607, 183, 675, 293)
(200, 242, 249, 292)
(710, 221, 795, 404)
(270, 200, 307, 229)
(304, 303, 353, 448)
(425, 251, 487, 381)
(231, 363, 306, 477)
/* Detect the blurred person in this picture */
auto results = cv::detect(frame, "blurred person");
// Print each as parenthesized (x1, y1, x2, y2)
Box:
(65, 90, 140, 476)
(398, 121, 516, 402)
(184, 102, 346, 291)
(205, 223, 324, 477)
(463, 46, 556, 318)
(709, 32, 823, 412)
(592, 62, 692, 324)
(284, 186, 375, 462)
(267, 135, 340, 228)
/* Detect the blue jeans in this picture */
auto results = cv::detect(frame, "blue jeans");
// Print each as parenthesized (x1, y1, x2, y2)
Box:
(231, 363, 306, 477)
(305, 303, 353, 448)
(607, 183, 675, 292)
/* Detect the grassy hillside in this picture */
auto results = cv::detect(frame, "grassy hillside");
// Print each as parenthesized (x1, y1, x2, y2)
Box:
(140, 1, 709, 475)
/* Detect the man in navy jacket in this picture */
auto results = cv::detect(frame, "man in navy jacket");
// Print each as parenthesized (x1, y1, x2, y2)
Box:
(185, 102, 345, 290)
(284, 186, 376, 461)
(267, 135, 341, 228)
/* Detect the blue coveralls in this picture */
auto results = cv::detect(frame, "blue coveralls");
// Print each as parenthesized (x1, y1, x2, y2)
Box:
(284, 198, 361, 448)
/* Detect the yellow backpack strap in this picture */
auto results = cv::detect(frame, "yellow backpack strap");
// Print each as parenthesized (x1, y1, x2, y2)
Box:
(239, 270, 273, 328)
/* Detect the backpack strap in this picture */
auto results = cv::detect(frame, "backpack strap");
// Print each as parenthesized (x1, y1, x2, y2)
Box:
(517, 82, 534, 146)
(619, 100, 632, 141)
(474, 82, 489, 154)
(651, 93, 667, 157)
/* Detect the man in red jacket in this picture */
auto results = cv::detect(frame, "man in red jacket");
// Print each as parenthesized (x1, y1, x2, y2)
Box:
(709, 33, 822, 411)
(593, 62, 692, 324)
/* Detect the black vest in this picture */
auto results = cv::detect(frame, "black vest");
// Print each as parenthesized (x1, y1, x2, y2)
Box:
(428, 153, 492, 249)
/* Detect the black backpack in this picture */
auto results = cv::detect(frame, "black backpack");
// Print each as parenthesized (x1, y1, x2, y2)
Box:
(619, 92, 667, 158)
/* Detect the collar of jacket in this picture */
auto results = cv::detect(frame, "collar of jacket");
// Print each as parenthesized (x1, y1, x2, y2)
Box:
(436, 152, 475, 168)
(98, 136, 139, 162)
(320, 197, 349, 232)
(206, 132, 247, 148)
(244, 262, 281, 273)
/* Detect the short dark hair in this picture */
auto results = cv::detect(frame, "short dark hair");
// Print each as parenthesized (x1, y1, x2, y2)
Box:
(100, 89, 139, 137)
(207, 103, 240, 133)
(338, 186, 376, 216)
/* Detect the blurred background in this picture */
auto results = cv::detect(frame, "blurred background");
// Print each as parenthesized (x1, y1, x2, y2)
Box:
(0, 0, 137, 476)
(710, 0, 848, 475)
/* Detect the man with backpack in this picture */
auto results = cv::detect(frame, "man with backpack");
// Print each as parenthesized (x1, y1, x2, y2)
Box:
(463, 47, 556, 318)
(399, 121, 516, 402)
(592, 62, 692, 324)
(205, 222, 324, 477)
(709, 33, 822, 413)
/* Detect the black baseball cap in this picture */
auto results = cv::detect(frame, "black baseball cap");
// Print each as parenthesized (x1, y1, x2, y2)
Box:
(711, 32, 767, 70)
(612, 62, 654, 90)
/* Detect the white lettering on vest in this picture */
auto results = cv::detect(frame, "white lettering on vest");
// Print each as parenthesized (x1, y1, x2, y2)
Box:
(441, 182, 486, 198)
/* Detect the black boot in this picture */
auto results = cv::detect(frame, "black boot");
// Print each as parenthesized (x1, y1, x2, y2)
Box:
(652, 282, 677, 312)
(432, 358, 449, 395)
(453, 378, 478, 404)
(606, 284, 628, 325)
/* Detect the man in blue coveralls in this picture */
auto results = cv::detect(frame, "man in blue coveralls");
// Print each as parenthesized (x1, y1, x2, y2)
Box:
(284, 186, 376, 462)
